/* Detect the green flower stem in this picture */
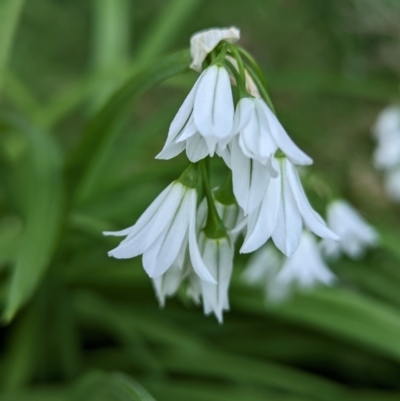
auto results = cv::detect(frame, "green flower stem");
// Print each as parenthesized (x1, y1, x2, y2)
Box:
(199, 159, 227, 238)
(224, 58, 248, 98)
(227, 44, 246, 82)
(237, 46, 268, 89)
(244, 63, 276, 113)
(215, 42, 228, 65)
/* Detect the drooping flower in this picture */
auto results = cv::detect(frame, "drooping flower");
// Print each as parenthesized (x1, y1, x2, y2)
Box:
(242, 243, 281, 285)
(241, 157, 339, 256)
(190, 26, 240, 72)
(104, 179, 216, 284)
(320, 200, 378, 260)
(199, 233, 234, 323)
(233, 97, 313, 168)
(268, 231, 336, 301)
(157, 65, 235, 160)
(243, 233, 335, 301)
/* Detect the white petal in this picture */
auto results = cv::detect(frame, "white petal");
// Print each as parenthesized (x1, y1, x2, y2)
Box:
(242, 244, 282, 285)
(194, 66, 234, 139)
(232, 97, 254, 135)
(165, 79, 199, 145)
(107, 183, 184, 258)
(271, 159, 302, 256)
(231, 137, 269, 214)
(241, 174, 281, 253)
(285, 160, 339, 241)
(269, 232, 335, 301)
(156, 140, 186, 160)
(142, 189, 193, 277)
(186, 133, 209, 162)
(188, 202, 217, 284)
(200, 237, 233, 323)
(239, 99, 277, 162)
(152, 262, 184, 307)
(190, 27, 240, 72)
(260, 101, 313, 166)
(175, 116, 198, 142)
(204, 137, 218, 156)
(216, 143, 232, 168)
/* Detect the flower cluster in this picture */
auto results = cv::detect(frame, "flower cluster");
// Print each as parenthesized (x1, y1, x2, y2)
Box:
(373, 105, 400, 202)
(104, 27, 377, 321)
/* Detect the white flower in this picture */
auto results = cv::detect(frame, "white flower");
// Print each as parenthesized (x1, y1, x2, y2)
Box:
(384, 167, 400, 201)
(241, 157, 339, 256)
(104, 181, 216, 283)
(268, 232, 336, 301)
(190, 27, 240, 72)
(321, 200, 377, 260)
(199, 234, 234, 323)
(233, 97, 313, 167)
(242, 243, 281, 285)
(157, 65, 234, 160)
(373, 105, 400, 140)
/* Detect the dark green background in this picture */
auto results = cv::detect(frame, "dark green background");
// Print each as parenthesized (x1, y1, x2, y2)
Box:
(1, 0, 400, 400)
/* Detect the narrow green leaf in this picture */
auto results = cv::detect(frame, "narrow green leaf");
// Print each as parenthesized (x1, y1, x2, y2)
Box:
(135, 0, 201, 65)
(67, 49, 191, 205)
(0, 116, 63, 322)
(91, 0, 131, 111)
(234, 287, 400, 363)
(2, 296, 43, 390)
(73, 371, 157, 401)
(0, 0, 25, 92)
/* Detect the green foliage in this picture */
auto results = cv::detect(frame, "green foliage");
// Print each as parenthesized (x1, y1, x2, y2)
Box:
(1, 0, 400, 400)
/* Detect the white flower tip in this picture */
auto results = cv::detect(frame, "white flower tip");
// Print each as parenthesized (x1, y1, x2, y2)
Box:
(190, 26, 241, 72)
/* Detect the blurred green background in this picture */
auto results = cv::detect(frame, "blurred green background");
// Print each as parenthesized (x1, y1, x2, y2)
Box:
(1, 0, 400, 400)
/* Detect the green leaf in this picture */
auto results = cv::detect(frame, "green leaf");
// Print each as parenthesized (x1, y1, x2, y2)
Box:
(73, 371, 157, 401)
(66, 49, 191, 205)
(0, 116, 63, 322)
(135, 0, 201, 65)
(234, 287, 400, 363)
(0, 0, 25, 92)
(90, 0, 131, 111)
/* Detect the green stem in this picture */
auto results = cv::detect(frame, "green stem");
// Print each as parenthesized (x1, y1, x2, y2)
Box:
(224, 58, 248, 98)
(245, 63, 276, 113)
(199, 159, 226, 238)
(228, 44, 246, 82)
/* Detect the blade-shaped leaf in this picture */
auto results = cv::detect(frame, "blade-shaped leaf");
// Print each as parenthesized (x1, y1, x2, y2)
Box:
(0, 115, 63, 322)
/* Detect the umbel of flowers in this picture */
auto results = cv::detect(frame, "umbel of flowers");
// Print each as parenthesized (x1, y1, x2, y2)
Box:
(104, 27, 377, 322)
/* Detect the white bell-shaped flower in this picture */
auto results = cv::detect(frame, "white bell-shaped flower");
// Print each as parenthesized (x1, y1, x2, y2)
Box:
(268, 231, 336, 301)
(190, 26, 240, 72)
(199, 233, 234, 323)
(241, 157, 339, 256)
(157, 65, 234, 160)
(242, 243, 281, 285)
(104, 181, 216, 283)
(320, 200, 378, 260)
(232, 97, 313, 167)
(373, 129, 400, 170)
